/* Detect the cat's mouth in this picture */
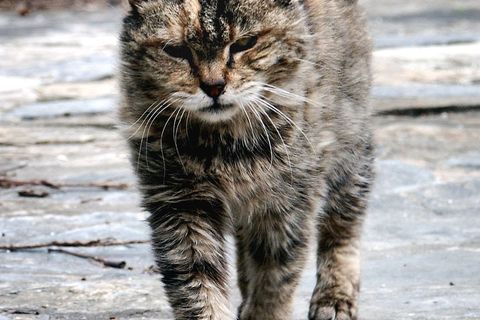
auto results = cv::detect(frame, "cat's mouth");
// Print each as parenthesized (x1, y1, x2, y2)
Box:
(199, 102, 235, 113)
(194, 100, 240, 122)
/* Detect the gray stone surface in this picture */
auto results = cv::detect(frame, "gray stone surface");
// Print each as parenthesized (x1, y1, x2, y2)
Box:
(4, 97, 116, 121)
(1, 1, 480, 320)
(364, 0, 480, 48)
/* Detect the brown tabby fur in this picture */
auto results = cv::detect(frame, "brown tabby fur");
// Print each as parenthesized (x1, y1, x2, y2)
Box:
(119, 0, 373, 319)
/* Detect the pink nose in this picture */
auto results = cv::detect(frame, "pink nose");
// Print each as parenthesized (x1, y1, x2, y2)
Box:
(200, 80, 225, 98)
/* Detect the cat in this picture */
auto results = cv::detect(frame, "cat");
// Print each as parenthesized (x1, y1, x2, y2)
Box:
(119, 0, 373, 319)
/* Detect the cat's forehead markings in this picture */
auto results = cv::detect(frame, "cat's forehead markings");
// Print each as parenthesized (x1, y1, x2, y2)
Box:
(183, 0, 202, 28)
(198, 0, 231, 44)
(152, 1, 199, 43)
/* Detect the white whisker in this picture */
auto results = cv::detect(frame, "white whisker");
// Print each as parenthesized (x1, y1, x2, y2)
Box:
(255, 96, 316, 154)
(127, 99, 163, 141)
(184, 109, 191, 139)
(126, 99, 160, 130)
(142, 99, 178, 169)
(160, 107, 181, 180)
(246, 102, 274, 169)
(235, 97, 257, 148)
(251, 100, 294, 184)
(249, 81, 324, 109)
(128, 97, 175, 141)
(173, 107, 187, 173)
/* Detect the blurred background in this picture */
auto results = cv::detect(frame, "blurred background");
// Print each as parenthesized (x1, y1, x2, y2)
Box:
(0, 0, 479, 319)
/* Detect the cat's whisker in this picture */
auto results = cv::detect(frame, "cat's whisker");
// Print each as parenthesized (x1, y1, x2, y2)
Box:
(289, 15, 309, 28)
(261, 84, 321, 108)
(251, 100, 295, 185)
(246, 101, 274, 169)
(235, 100, 249, 148)
(257, 96, 313, 147)
(136, 101, 165, 171)
(184, 108, 191, 139)
(128, 97, 173, 141)
(246, 81, 318, 108)
(127, 99, 162, 141)
(161, 39, 174, 51)
(254, 96, 316, 154)
(173, 107, 187, 174)
(292, 57, 319, 67)
(160, 106, 181, 181)
(235, 98, 257, 148)
(257, 81, 324, 109)
(126, 98, 160, 130)
(141, 99, 176, 170)
(292, 57, 342, 74)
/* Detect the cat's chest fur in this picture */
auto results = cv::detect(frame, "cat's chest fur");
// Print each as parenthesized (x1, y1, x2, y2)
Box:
(146, 120, 315, 205)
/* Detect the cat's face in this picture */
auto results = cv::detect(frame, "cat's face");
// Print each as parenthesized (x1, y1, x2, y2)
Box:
(122, 0, 312, 122)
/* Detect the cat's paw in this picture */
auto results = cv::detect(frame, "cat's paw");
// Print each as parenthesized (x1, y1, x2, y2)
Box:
(308, 299, 357, 320)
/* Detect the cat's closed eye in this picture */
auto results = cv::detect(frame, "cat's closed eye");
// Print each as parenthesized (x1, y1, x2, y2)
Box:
(162, 44, 193, 61)
(230, 35, 258, 54)
(142, 38, 193, 61)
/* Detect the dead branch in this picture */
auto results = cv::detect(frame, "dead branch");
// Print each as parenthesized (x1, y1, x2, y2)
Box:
(0, 177, 59, 189)
(0, 239, 149, 251)
(0, 177, 129, 190)
(47, 248, 126, 269)
(0, 163, 27, 175)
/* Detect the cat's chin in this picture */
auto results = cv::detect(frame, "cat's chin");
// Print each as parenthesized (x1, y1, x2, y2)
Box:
(194, 103, 240, 123)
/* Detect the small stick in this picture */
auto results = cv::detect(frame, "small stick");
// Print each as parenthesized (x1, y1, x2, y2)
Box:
(0, 163, 27, 175)
(47, 248, 126, 269)
(0, 239, 150, 251)
(0, 178, 59, 189)
(0, 177, 129, 190)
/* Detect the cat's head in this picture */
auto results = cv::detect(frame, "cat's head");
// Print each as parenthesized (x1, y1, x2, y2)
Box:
(121, 0, 314, 123)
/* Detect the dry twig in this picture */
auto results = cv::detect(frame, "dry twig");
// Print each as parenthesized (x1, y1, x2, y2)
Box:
(0, 163, 27, 175)
(47, 248, 126, 269)
(0, 177, 129, 190)
(0, 239, 149, 251)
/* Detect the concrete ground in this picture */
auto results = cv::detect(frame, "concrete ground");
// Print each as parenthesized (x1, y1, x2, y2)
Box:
(1, 1, 479, 319)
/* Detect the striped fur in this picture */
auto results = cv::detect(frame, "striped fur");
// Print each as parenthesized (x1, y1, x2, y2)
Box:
(119, 0, 373, 319)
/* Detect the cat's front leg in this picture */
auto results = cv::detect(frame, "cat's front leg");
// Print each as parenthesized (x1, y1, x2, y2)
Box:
(147, 197, 234, 320)
(309, 163, 372, 320)
(237, 204, 314, 320)
(234, 226, 250, 318)
(309, 228, 362, 320)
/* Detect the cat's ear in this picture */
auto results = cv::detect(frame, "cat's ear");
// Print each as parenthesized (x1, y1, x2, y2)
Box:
(128, 0, 143, 11)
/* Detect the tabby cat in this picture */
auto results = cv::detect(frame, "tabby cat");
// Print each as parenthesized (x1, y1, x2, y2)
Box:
(119, 0, 373, 319)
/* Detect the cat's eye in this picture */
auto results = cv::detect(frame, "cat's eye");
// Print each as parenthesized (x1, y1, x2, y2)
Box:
(230, 36, 258, 54)
(162, 44, 193, 61)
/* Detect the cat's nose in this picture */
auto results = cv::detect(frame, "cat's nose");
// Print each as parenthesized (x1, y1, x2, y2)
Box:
(200, 80, 226, 99)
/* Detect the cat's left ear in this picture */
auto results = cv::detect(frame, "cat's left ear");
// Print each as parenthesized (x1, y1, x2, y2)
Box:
(128, 0, 144, 11)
